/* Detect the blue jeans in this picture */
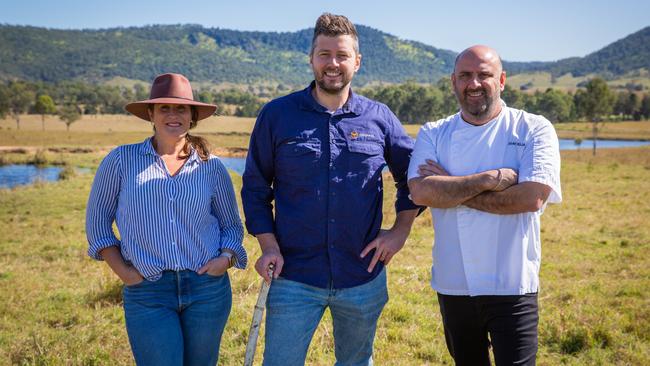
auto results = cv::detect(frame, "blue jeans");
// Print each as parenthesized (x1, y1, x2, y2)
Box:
(263, 269, 388, 366)
(122, 270, 232, 366)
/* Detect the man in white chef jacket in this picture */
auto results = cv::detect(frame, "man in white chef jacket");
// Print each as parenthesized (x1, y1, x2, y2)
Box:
(407, 45, 561, 366)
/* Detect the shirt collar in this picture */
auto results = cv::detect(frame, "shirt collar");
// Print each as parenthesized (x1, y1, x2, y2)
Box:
(139, 137, 201, 165)
(186, 147, 201, 165)
(299, 81, 364, 116)
(139, 137, 157, 155)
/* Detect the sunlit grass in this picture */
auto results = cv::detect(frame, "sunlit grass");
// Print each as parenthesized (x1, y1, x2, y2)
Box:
(1, 144, 649, 364)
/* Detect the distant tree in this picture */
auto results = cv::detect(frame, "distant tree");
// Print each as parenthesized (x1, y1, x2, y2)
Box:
(501, 84, 526, 110)
(133, 83, 148, 101)
(84, 104, 98, 115)
(574, 78, 615, 155)
(8, 81, 35, 130)
(522, 92, 539, 113)
(640, 94, 650, 120)
(34, 94, 57, 131)
(235, 100, 264, 117)
(0, 84, 9, 118)
(400, 82, 443, 123)
(58, 104, 81, 132)
(535, 88, 573, 123)
(574, 137, 583, 152)
(98, 86, 128, 114)
(436, 78, 459, 116)
(197, 89, 213, 104)
(613, 91, 638, 120)
(360, 82, 444, 123)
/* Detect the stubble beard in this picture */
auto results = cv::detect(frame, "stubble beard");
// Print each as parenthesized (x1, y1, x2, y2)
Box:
(457, 88, 499, 120)
(315, 70, 352, 96)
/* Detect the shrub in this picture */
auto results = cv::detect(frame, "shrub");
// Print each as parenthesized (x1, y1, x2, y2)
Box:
(58, 165, 76, 180)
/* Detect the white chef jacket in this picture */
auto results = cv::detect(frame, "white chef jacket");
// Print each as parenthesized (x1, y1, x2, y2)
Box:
(408, 102, 561, 296)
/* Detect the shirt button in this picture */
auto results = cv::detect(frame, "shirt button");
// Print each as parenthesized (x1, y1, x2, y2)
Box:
(331, 192, 336, 196)
(330, 219, 335, 223)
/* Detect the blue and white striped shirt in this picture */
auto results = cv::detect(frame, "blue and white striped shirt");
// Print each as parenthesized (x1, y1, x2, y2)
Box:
(86, 138, 247, 280)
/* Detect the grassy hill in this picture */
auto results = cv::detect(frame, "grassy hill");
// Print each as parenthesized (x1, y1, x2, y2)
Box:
(505, 26, 650, 91)
(507, 69, 650, 93)
(507, 26, 650, 78)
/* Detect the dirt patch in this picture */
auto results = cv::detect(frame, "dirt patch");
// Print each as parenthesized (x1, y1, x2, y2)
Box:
(212, 147, 248, 158)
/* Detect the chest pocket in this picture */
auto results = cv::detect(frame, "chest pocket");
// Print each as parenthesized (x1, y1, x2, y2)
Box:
(342, 130, 385, 187)
(503, 142, 525, 169)
(347, 139, 384, 155)
(344, 129, 384, 158)
(276, 137, 322, 184)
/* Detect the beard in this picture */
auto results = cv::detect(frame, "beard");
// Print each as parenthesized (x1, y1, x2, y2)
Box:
(455, 87, 499, 119)
(314, 69, 352, 95)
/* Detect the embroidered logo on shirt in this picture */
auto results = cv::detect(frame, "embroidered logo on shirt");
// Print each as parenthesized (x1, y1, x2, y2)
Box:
(350, 131, 375, 140)
(508, 142, 525, 147)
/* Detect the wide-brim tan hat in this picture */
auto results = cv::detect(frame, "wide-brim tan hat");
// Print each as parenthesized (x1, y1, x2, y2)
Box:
(125, 73, 217, 121)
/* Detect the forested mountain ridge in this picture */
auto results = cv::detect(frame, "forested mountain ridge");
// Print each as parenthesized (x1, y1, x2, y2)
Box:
(505, 26, 650, 77)
(0, 24, 456, 85)
(0, 24, 648, 86)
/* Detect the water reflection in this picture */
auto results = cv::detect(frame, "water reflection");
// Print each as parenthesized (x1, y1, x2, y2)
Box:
(0, 165, 89, 189)
(558, 138, 650, 150)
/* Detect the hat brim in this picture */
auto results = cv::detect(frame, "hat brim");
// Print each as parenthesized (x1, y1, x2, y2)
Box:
(125, 97, 217, 122)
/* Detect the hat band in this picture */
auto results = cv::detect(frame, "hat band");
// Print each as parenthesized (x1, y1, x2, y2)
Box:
(149, 96, 196, 102)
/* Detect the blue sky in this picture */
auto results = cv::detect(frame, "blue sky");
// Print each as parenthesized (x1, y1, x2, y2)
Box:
(1, 0, 648, 62)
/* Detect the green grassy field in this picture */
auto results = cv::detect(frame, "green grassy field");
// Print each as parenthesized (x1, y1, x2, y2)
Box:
(1, 117, 649, 365)
(551, 121, 650, 141)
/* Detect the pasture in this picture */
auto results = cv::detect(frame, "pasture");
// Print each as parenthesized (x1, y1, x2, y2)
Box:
(0, 115, 649, 365)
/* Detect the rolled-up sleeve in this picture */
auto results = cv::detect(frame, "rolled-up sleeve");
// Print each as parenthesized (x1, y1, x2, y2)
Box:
(241, 106, 277, 235)
(518, 117, 562, 203)
(86, 148, 122, 260)
(212, 161, 247, 269)
(383, 106, 420, 213)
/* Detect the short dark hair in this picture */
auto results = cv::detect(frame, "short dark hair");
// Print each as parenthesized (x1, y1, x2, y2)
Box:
(310, 13, 359, 55)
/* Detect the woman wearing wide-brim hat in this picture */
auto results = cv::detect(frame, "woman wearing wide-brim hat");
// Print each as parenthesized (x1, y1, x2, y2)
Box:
(85, 73, 247, 365)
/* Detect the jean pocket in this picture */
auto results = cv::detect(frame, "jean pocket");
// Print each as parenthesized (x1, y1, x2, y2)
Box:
(204, 271, 227, 279)
(124, 279, 148, 289)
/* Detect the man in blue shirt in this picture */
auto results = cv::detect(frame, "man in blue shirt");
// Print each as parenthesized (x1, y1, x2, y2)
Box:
(242, 13, 420, 366)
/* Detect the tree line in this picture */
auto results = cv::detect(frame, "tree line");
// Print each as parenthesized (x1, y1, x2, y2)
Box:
(1, 78, 649, 132)
(0, 80, 268, 130)
(359, 78, 650, 124)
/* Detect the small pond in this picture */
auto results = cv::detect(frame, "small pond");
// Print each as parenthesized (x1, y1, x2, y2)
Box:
(558, 138, 650, 150)
(0, 165, 90, 189)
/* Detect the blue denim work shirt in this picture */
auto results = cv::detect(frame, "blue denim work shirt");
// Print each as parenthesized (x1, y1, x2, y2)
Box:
(242, 82, 418, 289)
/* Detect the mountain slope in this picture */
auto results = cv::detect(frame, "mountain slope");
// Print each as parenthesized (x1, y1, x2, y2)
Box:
(0, 24, 648, 86)
(505, 26, 650, 77)
(0, 24, 456, 85)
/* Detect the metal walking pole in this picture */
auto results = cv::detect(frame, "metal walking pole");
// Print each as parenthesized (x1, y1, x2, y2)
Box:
(244, 264, 274, 366)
